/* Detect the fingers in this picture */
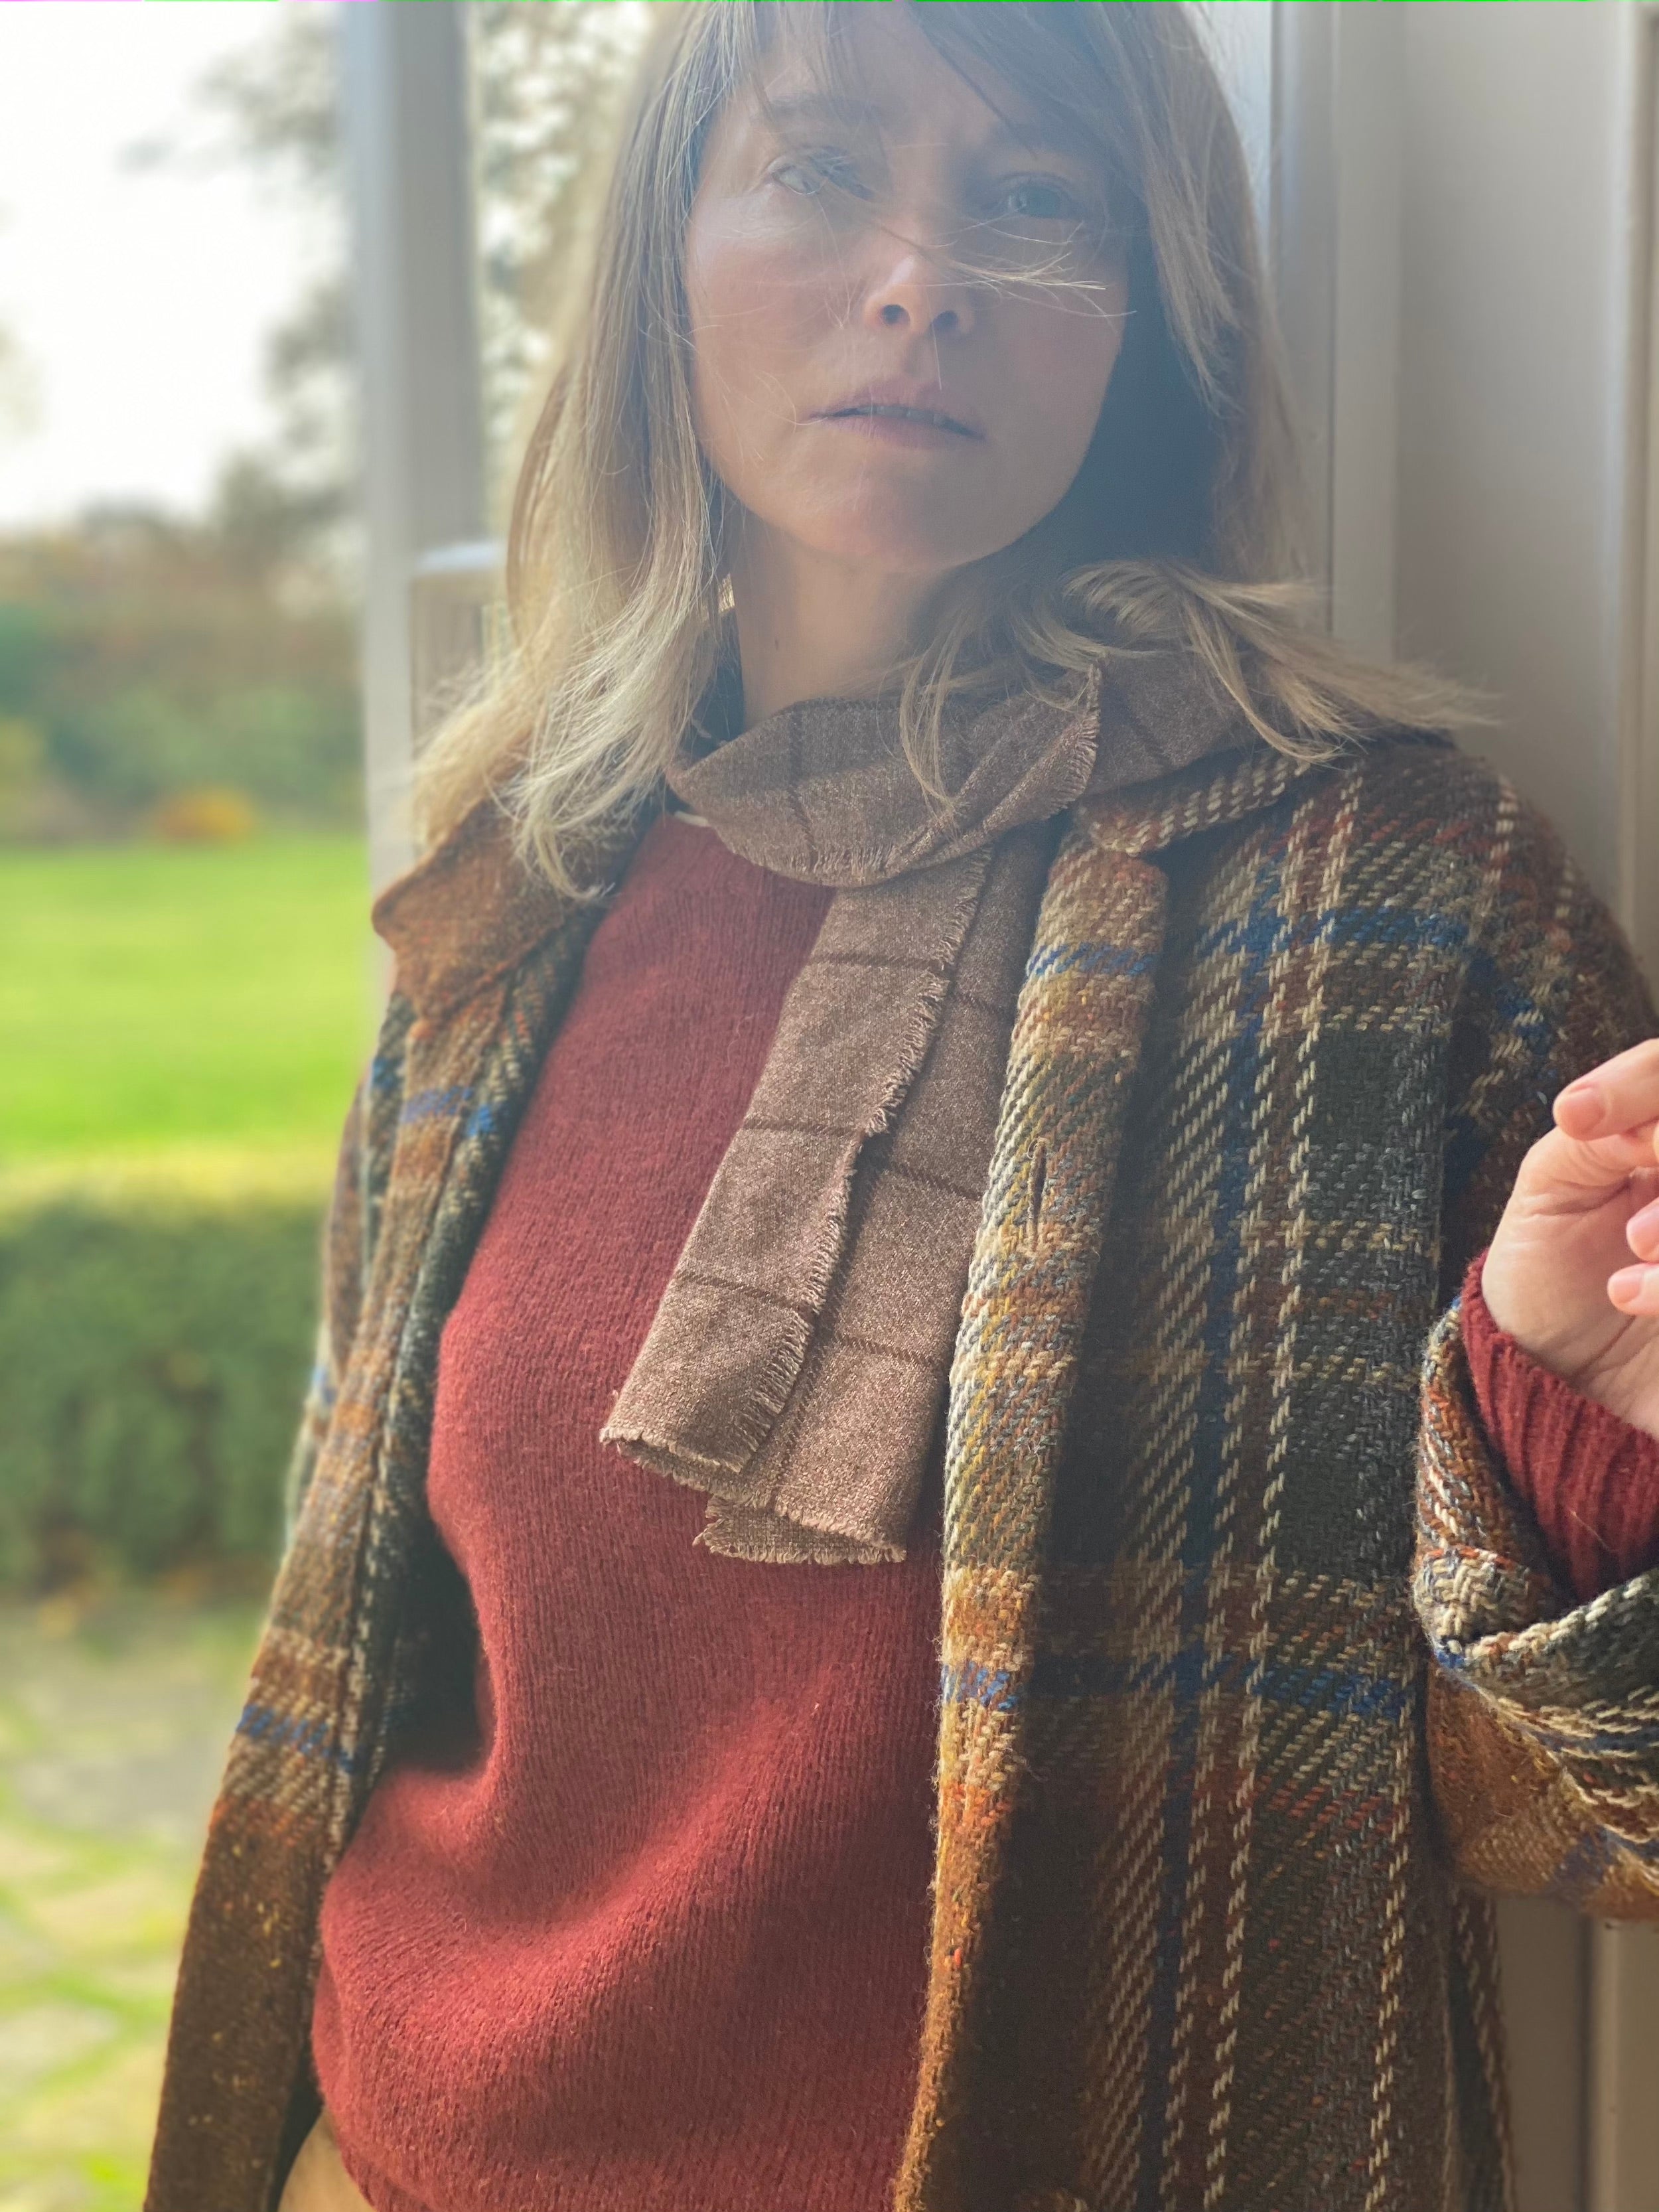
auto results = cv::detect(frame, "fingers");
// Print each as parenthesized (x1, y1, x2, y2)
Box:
(1521, 1116, 1659, 1197)
(1540, 1043, 1659, 1315)
(1554, 1037, 1659, 1144)
(1609, 1262, 1659, 1315)
(1611, 1175, 1659, 1313)
(1627, 1185, 1659, 1260)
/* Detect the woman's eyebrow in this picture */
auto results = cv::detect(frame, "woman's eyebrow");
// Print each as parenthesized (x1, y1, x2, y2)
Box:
(762, 90, 1084, 167)
(758, 92, 880, 132)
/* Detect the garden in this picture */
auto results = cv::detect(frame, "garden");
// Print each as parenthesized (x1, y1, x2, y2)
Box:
(0, 828, 370, 2211)
(0, 369, 371, 2212)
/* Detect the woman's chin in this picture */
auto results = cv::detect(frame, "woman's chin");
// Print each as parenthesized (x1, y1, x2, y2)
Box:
(780, 505, 1012, 581)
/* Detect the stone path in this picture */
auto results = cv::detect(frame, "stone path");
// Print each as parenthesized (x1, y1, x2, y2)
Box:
(0, 1595, 262, 2212)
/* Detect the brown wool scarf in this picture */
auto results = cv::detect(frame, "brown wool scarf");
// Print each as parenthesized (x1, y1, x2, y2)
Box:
(600, 644, 1253, 1564)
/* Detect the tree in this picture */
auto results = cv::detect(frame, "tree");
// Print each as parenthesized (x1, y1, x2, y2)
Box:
(470, 3, 652, 494)
(0, 508, 361, 836)
(0, 4, 656, 841)
(153, 1, 652, 554)
(125, 6, 354, 589)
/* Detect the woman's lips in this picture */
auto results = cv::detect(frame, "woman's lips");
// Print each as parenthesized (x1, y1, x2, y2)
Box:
(812, 403, 983, 446)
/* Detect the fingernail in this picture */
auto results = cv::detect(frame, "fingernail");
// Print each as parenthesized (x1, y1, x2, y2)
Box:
(1559, 1080, 1603, 1114)
(1608, 1265, 1649, 1303)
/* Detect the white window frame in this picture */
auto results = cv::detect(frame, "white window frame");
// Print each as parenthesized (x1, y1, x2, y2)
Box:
(338, 0, 488, 901)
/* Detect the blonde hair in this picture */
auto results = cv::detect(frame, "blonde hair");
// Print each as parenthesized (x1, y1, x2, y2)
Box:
(418, 1, 1490, 897)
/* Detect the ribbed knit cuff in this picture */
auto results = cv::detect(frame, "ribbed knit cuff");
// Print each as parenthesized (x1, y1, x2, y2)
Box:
(1462, 1248, 1659, 1605)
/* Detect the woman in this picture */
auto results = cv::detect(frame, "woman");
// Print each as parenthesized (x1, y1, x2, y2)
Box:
(149, 7, 1659, 2211)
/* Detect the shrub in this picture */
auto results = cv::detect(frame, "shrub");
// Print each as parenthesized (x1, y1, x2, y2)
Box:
(0, 514, 363, 840)
(0, 1157, 328, 1589)
(147, 785, 259, 845)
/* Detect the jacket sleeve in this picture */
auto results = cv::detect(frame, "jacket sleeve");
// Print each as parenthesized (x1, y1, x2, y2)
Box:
(280, 986, 418, 1548)
(1413, 794, 1659, 1918)
(1461, 1248, 1659, 1603)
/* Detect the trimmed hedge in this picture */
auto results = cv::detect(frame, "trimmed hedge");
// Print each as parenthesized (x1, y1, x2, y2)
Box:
(0, 1154, 330, 1587)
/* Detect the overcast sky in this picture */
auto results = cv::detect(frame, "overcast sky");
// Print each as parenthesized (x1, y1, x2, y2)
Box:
(0, 3, 325, 531)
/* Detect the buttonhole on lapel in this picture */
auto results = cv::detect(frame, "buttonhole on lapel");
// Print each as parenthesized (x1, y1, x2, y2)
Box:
(1027, 1142, 1048, 1252)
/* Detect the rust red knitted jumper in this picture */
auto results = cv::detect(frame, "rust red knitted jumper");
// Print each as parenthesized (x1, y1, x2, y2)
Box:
(1463, 1250, 1659, 1603)
(311, 814, 944, 2212)
(310, 812, 1659, 2212)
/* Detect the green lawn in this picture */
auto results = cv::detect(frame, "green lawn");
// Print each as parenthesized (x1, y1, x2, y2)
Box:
(0, 839, 372, 2203)
(0, 837, 374, 1173)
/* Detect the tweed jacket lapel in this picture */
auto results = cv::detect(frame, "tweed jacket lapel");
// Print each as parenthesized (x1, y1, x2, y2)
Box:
(893, 741, 1321, 2207)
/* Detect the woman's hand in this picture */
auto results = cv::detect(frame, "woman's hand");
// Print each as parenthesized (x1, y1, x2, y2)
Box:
(1480, 1039, 1659, 1443)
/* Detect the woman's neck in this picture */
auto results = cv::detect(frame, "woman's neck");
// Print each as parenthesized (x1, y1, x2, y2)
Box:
(726, 516, 946, 729)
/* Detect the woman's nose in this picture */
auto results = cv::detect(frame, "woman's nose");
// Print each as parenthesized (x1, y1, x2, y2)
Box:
(861, 241, 976, 340)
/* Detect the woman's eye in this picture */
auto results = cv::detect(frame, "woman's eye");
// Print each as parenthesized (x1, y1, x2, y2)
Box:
(994, 179, 1082, 226)
(770, 151, 865, 200)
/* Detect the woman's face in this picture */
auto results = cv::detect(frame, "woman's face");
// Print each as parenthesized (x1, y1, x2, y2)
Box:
(683, 8, 1132, 585)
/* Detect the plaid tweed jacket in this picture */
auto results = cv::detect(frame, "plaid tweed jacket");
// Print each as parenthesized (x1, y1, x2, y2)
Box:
(147, 729, 1659, 2212)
